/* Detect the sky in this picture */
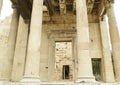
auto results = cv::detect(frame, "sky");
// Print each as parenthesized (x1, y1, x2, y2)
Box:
(114, 0, 120, 34)
(0, 0, 13, 20)
(0, 0, 120, 32)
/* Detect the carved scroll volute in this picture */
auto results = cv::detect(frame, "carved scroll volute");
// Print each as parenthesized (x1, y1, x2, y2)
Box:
(104, 0, 114, 9)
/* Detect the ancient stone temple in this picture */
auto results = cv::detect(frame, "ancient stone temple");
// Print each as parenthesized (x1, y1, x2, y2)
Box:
(0, 0, 120, 84)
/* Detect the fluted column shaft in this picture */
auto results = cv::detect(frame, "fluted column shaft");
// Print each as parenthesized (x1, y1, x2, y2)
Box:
(11, 16, 29, 81)
(0, 4, 19, 81)
(22, 0, 43, 82)
(5, 4, 19, 80)
(76, 0, 94, 82)
(99, 16, 115, 82)
(107, 3, 120, 81)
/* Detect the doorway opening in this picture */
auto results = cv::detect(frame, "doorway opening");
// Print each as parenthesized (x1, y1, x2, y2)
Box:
(62, 65, 70, 79)
(55, 41, 73, 81)
(92, 59, 101, 81)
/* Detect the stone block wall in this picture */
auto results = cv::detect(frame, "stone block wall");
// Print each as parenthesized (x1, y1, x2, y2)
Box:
(0, 16, 11, 80)
(89, 23, 102, 59)
(0, 14, 104, 82)
(55, 42, 73, 81)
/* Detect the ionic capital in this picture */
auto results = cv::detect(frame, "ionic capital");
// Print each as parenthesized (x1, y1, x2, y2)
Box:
(12, 4, 18, 9)
(24, 19, 30, 24)
(104, 0, 114, 9)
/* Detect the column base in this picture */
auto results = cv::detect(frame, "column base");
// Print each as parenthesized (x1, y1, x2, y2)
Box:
(21, 77, 41, 83)
(76, 76, 96, 83)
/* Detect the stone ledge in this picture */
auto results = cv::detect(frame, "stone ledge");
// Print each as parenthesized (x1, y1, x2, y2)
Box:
(0, 82, 120, 85)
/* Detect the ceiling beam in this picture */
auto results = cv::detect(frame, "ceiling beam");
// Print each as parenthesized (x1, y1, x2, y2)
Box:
(87, 0, 95, 13)
(44, 0, 54, 16)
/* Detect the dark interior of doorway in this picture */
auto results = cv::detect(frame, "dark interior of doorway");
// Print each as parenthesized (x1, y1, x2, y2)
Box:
(62, 65, 70, 79)
(92, 59, 101, 81)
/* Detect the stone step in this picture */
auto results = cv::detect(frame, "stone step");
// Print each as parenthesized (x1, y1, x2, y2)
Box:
(1, 82, 120, 85)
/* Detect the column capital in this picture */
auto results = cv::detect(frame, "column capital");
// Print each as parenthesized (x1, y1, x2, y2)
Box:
(104, 0, 114, 9)
(12, 4, 18, 9)
(99, 15, 106, 21)
(24, 19, 30, 24)
(11, 4, 20, 16)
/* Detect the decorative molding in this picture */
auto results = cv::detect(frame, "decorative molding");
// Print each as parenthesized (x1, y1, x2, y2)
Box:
(59, 0, 66, 14)
(46, 29, 76, 39)
(87, 0, 95, 13)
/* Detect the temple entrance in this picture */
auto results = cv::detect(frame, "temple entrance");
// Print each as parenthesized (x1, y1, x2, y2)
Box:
(54, 41, 73, 81)
(92, 59, 102, 81)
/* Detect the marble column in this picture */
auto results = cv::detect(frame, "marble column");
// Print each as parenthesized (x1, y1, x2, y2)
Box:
(76, 0, 95, 82)
(11, 16, 29, 81)
(106, 3, 120, 81)
(99, 15, 115, 82)
(73, 36, 77, 82)
(2, 4, 19, 80)
(21, 0, 43, 82)
(48, 38, 55, 81)
(0, 0, 3, 15)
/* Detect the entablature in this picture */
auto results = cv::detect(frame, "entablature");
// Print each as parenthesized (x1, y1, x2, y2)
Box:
(10, 0, 107, 21)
